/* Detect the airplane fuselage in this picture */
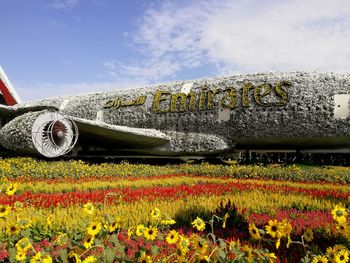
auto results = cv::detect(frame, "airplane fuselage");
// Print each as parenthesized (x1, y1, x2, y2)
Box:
(1, 71, 349, 158)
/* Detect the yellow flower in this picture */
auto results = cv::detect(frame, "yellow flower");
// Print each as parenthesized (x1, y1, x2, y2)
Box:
(108, 217, 122, 233)
(13, 201, 24, 211)
(16, 237, 32, 252)
(229, 239, 241, 250)
(82, 256, 97, 263)
(165, 230, 179, 245)
(192, 236, 208, 255)
(6, 183, 17, 195)
(177, 235, 190, 255)
(127, 227, 134, 239)
(47, 214, 53, 227)
(333, 245, 346, 254)
(331, 204, 348, 223)
(191, 217, 206, 231)
(87, 222, 102, 236)
(150, 208, 161, 220)
(30, 251, 42, 263)
(17, 218, 32, 229)
(336, 222, 349, 236)
(0, 204, 11, 218)
(280, 219, 293, 237)
(136, 224, 146, 237)
(267, 253, 277, 263)
(83, 201, 95, 215)
(265, 219, 283, 239)
(242, 245, 253, 263)
(222, 213, 229, 228)
(83, 235, 95, 249)
(55, 233, 68, 246)
(197, 255, 209, 262)
(303, 228, 314, 242)
(16, 249, 26, 261)
(42, 254, 53, 263)
(68, 251, 81, 263)
(311, 255, 328, 263)
(138, 251, 152, 263)
(326, 246, 337, 262)
(160, 219, 176, 225)
(6, 223, 21, 236)
(335, 249, 349, 263)
(144, 226, 158, 241)
(248, 223, 261, 240)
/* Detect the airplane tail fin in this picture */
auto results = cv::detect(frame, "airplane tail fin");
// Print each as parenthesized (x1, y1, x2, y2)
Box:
(0, 66, 22, 105)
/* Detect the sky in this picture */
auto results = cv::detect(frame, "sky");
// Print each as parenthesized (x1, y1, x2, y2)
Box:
(0, 0, 350, 102)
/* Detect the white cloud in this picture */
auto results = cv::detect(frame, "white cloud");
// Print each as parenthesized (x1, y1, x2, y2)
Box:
(51, 0, 79, 10)
(113, 0, 350, 82)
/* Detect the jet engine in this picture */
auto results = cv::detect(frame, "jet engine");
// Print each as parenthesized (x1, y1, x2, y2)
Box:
(0, 110, 78, 157)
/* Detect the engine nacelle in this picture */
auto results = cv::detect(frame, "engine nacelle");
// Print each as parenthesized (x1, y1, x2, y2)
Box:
(0, 110, 78, 158)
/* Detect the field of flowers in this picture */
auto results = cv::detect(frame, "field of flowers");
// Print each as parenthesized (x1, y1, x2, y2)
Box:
(0, 157, 349, 262)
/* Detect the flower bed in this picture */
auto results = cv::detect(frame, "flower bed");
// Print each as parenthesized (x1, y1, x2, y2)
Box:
(0, 158, 349, 262)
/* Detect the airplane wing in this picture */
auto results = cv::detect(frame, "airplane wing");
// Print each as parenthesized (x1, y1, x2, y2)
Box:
(70, 116, 170, 149)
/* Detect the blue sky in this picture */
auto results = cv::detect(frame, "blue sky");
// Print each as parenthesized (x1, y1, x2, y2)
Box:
(0, 0, 350, 101)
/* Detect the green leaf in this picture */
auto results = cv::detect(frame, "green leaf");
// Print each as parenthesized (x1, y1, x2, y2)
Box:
(59, 249, 67, 263)
(105, 247, 116, 263)
(151, 245, 159, 256)
(8, 247, 16, 263)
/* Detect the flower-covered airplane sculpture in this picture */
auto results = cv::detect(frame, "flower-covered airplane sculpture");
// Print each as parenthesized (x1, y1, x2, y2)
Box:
(0, 66, 349, 158)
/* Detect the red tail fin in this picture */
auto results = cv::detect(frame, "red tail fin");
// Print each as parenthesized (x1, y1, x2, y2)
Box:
(0, 66, 21, 105)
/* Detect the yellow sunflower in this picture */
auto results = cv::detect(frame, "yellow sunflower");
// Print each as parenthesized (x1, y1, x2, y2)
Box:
(30, 251, 42, 263)
(138, 251, 152, 263)
(16, 250, 26, 261)
(87, 222, 102, 236)
(150, 208, 161, 220)
(191, 217, 206, 231)
(331, 204, 348, 223)
(192, 236, 208, 255)
(83, 201, 95, 215)
(6, 223, 21, 236)
(136, 224, 146, 237)
(82, 255, 97, 263)
(68, 251, 81, 263)
(0, 205, 11, 218)
(242, 245, 253, 263)
(165, 230, 179, 245)
(265, 219, 283, 239)
(280, 219, 293, 237)
(55, 233, 68, 246)
(311, 255, 328, 263)
(326, 246, 337, 262)
(144, 226, 158, 241)
(6, 183, 17, 195)
(160, 219, 176, 225)
(337, 222, 349, 236)
(249, 223, 261, 240)
(108, 216, 122, 233)
(41, 254, 53, 263)
(335, 249, 349, 263)
(303, 228, 314, 242)
(16, 237, 32, 252)
(333, 245, 347, 254)
(267, 253, 277, 263)
(177, 235, 190, 255)
(83, 235, 95, 249)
